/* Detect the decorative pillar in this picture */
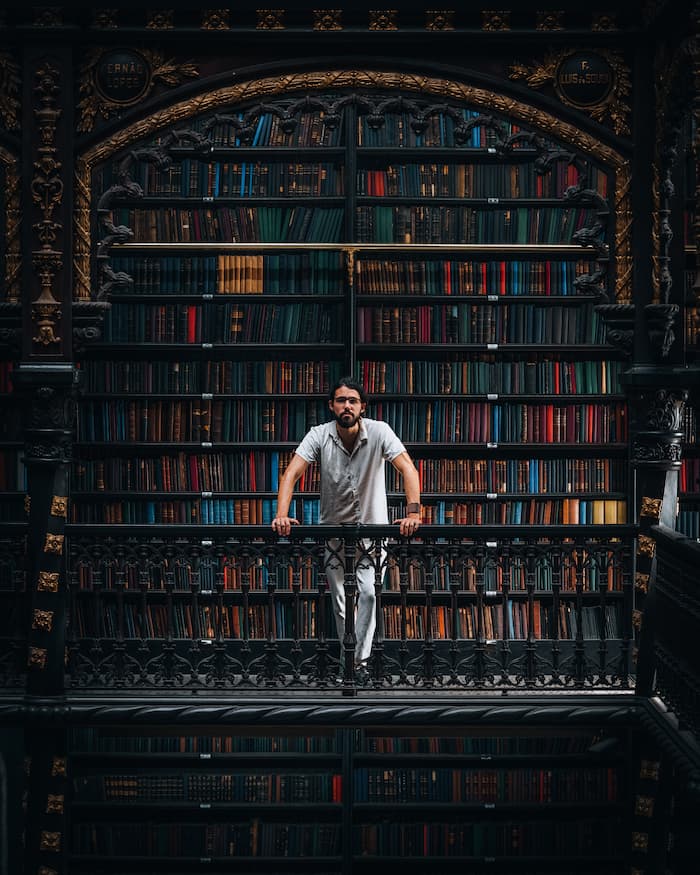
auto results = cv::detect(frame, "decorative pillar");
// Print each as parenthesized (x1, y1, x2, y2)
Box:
(624, 370, 688, 695)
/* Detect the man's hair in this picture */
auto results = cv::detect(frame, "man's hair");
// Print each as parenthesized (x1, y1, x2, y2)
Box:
(328, 376, 367, 404)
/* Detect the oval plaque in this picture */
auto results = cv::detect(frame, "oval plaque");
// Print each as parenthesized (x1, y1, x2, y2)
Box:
(95, 49, 151, 105)
(555, 52, 615, 109)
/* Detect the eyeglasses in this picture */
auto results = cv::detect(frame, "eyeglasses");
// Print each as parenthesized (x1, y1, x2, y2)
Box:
(333, 396, 362, 405)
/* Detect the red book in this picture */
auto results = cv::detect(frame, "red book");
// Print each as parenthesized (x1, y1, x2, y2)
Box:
(187, 305, 198, 343)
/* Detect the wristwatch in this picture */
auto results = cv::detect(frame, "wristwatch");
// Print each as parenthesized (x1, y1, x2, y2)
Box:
(406, 502, 421, 515)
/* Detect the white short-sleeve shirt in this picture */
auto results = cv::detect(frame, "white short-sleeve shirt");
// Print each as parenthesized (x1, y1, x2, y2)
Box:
(294, 418, 406, 524)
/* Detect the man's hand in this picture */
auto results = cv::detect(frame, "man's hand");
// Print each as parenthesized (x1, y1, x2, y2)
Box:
(271, 516, 299, 536)
(394, 515, 421, 537)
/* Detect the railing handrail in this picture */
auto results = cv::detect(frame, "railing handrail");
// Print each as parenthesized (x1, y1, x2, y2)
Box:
(63, 523, 640, 540)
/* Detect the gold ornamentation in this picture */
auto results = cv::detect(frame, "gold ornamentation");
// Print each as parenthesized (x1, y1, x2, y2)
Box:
(635, 795, 655, 816)
(146, 10, 174, 29)
(33, 9, 62, 28)
(50, 496, 68, 518)
(632, 609, 643, 631)
(482, 10, 510, 30)
(313, 9, 342, 30)
(592, 14, 617, 30)
(631, 831, 649, 852)
(39, 831, 61, 852)
(32, 300, 62, 346)
(28, 647, 47, 669)
(640, 760, 660, 780)
(536, 11, 564, 30)
(32, 609, 54, 632)
(257, 9, 285, 29)
(51, 756, 67, 777)
(635, 572, 649, 594)
(637, 534, 656, 559)
(0, 147, 20, 301)
(76, 70, 629, 303)
(44, 534, 64, 554)
(92, 10, 118, 29)
(426, 10, 455, 30)
(0, 54, 20, 130)
(202, 9, 230, 29)
(78, 48, 198, 132)
(369, 10, 398, 30)
(24, 494, 31, 513)
(30, 61, 64, 350)
(46, 794, 64, 814)
(38, 571, 60, 592)
(615, 162, 633, 302)
(509, 48, 631, 136)
(640, 497, 662, 519)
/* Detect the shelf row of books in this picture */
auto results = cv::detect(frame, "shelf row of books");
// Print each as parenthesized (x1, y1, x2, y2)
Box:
(69, 496, 628, 526)
(79, 360, 340, 395)
(72, 820, 341, 856)
(77, 358, 623, 396)
(352, 766, 619, 803)
(72, 453, 622, 494)
(111, 204, 598, 245)
(70, 729, 340, 754)
(116, 158, 605, 200)
(70, 552, 626, 594)
(354, 818, 619, 857)
(99, 300, 610, 346)
(355, 257, 592, 296)
(356, 301, 604, 345)
(111, 252, 346, 295)
(74, 399, 627, 444)
(73, 767, 617, 806)
(75, 772, 343, 803)
(109, 253, 599, 297)
(70, 599, 624, 642)
(355, 205, 598, 245)
(102, 301, 340, 344)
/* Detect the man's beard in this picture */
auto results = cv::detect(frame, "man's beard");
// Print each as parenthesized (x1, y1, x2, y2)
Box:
(334, 410, 361, 429)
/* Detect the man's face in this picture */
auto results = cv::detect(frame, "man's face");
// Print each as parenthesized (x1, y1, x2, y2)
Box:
(330, 388, 365, 429)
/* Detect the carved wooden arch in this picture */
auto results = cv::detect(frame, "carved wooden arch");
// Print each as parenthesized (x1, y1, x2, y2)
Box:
(74, 68, 630, 302)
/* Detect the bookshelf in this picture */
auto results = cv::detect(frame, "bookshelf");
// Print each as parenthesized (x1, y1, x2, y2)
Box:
(67, 89, 633, 678)
(67, 719, 627, 874)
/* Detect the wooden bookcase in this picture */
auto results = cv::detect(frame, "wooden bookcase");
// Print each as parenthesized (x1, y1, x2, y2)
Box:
(67, 718, 628, 874)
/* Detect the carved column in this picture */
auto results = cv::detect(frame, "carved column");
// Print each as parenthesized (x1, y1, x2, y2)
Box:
(625, 369, 688, 696)
(14, 44, 75, 875)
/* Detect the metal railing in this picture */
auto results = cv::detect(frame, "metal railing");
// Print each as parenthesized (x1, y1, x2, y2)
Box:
(64, 524, 636, 693)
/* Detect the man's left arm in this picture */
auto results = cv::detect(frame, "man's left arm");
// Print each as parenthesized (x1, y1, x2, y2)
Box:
(391, 451, 421, 537)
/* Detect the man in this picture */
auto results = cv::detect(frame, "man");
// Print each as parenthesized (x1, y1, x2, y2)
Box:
(271, 377, 421, 683)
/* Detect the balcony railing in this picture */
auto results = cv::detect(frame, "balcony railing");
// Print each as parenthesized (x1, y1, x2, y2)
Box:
(644, 525, 700, 736)
(64, 524, 636, 694)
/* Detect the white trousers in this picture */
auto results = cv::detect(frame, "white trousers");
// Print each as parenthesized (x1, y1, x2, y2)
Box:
(324, 538, 385, 665)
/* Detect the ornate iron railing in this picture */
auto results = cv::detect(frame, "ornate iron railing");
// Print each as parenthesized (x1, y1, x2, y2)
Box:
(65, 524, 636, 694)
(645, 525, 700, 737)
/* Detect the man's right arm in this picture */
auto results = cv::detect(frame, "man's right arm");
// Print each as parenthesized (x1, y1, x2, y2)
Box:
(272, 452, 310, 536)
